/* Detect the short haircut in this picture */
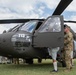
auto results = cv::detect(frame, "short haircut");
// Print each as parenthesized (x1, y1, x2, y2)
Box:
(64, 24, 67, 28)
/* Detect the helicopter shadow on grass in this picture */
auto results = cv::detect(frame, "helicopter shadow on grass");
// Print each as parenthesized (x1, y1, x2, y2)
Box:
(1, 62, 53, 70)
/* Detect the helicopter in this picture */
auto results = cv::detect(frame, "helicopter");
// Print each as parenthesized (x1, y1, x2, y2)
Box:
(0, 0, 76, 64)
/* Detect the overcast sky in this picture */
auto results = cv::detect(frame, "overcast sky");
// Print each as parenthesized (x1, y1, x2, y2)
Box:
(0, 0, 76, 33)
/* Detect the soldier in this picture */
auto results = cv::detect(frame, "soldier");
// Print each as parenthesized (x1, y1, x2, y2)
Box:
(64, 25, 73, 71)
(66, 26, 74, 66)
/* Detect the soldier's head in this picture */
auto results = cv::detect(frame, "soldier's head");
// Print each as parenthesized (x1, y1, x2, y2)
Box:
(64, 24, 67, 28)
(64, 24, 70, 33)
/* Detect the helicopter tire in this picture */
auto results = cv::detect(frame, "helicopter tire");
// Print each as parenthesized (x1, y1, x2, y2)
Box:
(38, 58, 42, 63)
(26, 58, 33, 64)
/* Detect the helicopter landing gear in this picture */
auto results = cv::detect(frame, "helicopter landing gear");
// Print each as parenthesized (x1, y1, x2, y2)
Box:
(38, 58, 42, 63)
(25, 58, 33, 64)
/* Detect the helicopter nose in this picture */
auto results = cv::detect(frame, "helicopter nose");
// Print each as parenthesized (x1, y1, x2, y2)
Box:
(0, 32, 15, 55)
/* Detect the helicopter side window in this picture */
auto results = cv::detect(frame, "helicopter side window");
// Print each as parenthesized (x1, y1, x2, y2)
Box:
(19, 21, 38, 33)
(38, 17, 61, 32)
(8, 24, 23, 32)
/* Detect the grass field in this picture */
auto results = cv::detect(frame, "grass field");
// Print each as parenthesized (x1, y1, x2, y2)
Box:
(0, 59, 76, 75)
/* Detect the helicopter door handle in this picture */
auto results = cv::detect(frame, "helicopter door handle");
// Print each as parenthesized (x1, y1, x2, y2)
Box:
(32, 35, 37, 37)
(58, 37, 62, 39)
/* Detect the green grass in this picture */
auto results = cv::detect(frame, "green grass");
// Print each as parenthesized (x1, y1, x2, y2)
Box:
(0, 59, 76, 75)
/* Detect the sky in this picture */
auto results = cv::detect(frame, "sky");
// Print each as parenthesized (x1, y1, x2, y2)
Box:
(0, 0, 76, 33)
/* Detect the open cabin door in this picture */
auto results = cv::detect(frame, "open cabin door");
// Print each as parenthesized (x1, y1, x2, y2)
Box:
(33, 16, 64, 48)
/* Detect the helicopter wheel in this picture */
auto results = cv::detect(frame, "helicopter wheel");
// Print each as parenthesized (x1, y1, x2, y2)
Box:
(26, 58, 33, 64)
(38, 58, 42, 63)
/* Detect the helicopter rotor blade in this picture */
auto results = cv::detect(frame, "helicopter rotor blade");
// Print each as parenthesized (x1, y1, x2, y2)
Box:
(0, 0, 73, 24)
(64, 20, 76, 23)
(0, 19, 44, 24)
(52, 0, 73, 15)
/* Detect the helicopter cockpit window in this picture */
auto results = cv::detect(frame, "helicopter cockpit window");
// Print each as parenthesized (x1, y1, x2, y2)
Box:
(38, 17, 61, 32)
(8, 24, 22, 32)
(19, 21, 38, 33)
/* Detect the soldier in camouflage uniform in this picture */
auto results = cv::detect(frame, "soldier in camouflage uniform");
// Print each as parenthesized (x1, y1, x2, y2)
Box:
(63, 25, 73, 70)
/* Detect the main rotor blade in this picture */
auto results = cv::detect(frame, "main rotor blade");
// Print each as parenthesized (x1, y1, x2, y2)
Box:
(64, 20, 76, 23)
(52, 0, 73, 15)
(0, 19, 44, 24)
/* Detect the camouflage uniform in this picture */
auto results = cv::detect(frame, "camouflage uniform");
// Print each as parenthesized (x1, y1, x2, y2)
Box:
(63, 31, 73, 70)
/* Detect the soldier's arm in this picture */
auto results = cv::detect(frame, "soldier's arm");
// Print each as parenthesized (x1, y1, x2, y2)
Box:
(64, 34, 69, 44)
(67, 33, 73, 42)
(64, 33, 73, 44)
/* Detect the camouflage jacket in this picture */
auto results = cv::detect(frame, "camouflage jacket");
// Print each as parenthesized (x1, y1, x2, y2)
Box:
(64, 31, 73, 50)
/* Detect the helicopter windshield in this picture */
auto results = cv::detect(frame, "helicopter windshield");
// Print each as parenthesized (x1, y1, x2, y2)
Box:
(19, 21, 38, 33)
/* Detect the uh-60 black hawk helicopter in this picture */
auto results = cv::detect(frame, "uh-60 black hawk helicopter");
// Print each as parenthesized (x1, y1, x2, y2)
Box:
(0, 0, 76, 65)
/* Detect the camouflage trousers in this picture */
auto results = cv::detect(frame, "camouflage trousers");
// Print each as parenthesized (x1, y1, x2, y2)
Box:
(62, 49, 72, 69)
